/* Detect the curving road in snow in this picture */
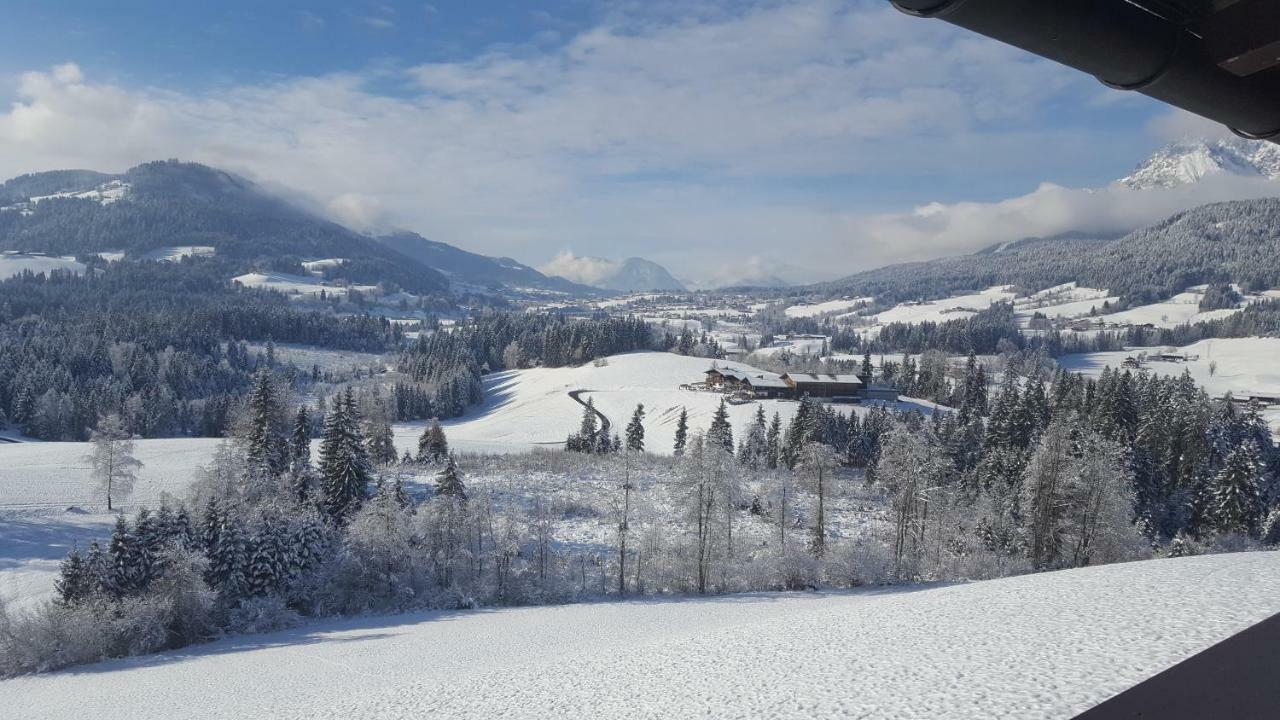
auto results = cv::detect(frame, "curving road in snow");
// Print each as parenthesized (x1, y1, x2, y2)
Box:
(5, 551, 1280, 719)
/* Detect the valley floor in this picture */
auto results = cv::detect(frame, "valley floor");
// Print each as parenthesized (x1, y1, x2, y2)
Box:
(3, 551, 1278, 719)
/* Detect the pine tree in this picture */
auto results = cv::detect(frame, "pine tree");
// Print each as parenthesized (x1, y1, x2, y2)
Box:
(625, 404, 646, 452)
(782, 397, 816, 469)
(319, 389, 371, 522)
(579, 398, 599, 442)
(247, 512, 288, 597)
(366, 421, 398, 466)
(766, 411, 782, 469)
(1211, 442, 1264, 535)
(55, 545, 93, 606)
(290, 405, 312, 473)
(209, 509, 249, 601)
(105, 514, 138, 598)
(673, 406, 689, 456)
(707, 398, 734, 454)
(738, 405, 769, 468)
(244, 369, 280, 479)
(435, 455, 467, 500)
(417, 418, 449, 463)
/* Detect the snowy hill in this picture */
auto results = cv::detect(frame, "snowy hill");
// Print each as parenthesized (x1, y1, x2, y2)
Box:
(429, 351, 935, 455)
(4, 551, 1279, 719)
(1120, 137, 1280, 190)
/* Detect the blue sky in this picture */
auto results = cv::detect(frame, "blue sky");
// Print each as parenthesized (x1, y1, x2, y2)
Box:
(0, 1, 1220, 284)
(0, 2, 594, 89)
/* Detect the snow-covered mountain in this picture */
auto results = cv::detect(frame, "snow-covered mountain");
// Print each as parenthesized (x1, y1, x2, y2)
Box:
(375, 231, 601, 296)
(1119, 136, 1280, 189)
(540, 251, 686, 292)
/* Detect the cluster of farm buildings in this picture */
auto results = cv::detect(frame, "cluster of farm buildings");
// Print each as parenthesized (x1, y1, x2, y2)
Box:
(700, 367, 898, 404)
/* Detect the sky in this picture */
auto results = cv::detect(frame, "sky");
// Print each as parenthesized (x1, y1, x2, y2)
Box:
(0, 0, 1256, 286)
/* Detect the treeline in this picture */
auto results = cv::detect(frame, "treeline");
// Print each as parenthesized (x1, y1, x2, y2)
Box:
(454, 312, 658, 371)
(865, 302, 1025, 355)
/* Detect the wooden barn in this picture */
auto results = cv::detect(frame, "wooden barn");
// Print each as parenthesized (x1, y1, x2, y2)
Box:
(781, 373, 865, 401)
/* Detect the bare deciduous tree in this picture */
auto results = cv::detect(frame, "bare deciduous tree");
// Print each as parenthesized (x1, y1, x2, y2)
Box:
(84, 414, 143, 511)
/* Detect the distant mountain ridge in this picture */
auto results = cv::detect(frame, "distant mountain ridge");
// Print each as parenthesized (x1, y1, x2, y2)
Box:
(540, 252, 686, 292)
(815, 197, 1280, 304)
(0, 160, 613, 299)
(1119, 137, 1280, 189)
(375, 232, 602, 296)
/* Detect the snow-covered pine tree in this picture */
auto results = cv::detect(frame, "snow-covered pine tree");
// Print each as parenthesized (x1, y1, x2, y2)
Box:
(247, 511, 288, 597)
(417, 418, 449, 464)
(55, 545, 93, 606)
(209, 509, 249, 602)
(766, 411, 782, 469)
(244, 369, 281, 480)
(1210, 441, 1264, 535)
(319, 389, 372, 522)
(673, 406, 689, 457)
(738, 405, 769, 469)
(707, 398, 734, 454)
(366, 421, 398, 466)
(782, 396, 816, 469)
(105, 514, 138, 598)
(84, 539, 109, 598)
(290, 405, 312, 473)
(435, 455, 467, 500)
(625, 403, 646, 452)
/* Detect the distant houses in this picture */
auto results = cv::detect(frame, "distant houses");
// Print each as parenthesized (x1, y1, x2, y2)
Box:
(701, 367, 898, 403)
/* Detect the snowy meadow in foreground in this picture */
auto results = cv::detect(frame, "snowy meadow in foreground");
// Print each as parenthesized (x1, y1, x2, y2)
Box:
(4, 551, 1279, 719)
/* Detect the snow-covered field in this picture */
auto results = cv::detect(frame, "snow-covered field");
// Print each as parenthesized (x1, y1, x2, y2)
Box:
(430, 352, 935, 455)
(140, 245, 215, 262)
(4, 551, 1278, 719)
(1012, 283, 1117, 321)
(841, 286, 1017, 339)
(0, 438, 223, 610)
(1094, 290, 1235, 328)
(0, 254, 84, 280)
(785, 297, 872, 318)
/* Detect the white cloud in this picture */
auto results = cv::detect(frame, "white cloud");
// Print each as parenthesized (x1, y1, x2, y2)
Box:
(837, 173, 1280, 267)
(0, 0, 1248, 285)
(51, 62, 83, 84)
(538, 251, 620, 285)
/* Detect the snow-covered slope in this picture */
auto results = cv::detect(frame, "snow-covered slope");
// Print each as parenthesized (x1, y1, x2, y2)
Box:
(1120, 137, 1280, 189)
(428, 351, 935, 455)
(5, 551, 1279, 719)
(0, 253, 85, 280)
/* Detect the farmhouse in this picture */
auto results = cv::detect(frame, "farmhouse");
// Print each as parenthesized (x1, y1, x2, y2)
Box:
(704, 368, 791, 398)
(701, 366, 899, 403)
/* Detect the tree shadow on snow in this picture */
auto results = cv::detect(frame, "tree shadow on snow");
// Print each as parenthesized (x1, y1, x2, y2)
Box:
(52, 581, 957, 677)
(0, 515, 115, 570)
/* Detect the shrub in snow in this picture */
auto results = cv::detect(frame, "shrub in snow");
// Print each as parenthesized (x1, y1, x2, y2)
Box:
(225, 597, 302, 635)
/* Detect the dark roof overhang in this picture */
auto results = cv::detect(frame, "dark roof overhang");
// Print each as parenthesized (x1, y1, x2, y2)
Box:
(891, 0, 1280, 143)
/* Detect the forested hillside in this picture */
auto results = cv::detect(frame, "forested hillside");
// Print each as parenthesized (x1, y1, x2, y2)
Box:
(818, 198, 1280, 304)
(0, 161, 450, 296)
